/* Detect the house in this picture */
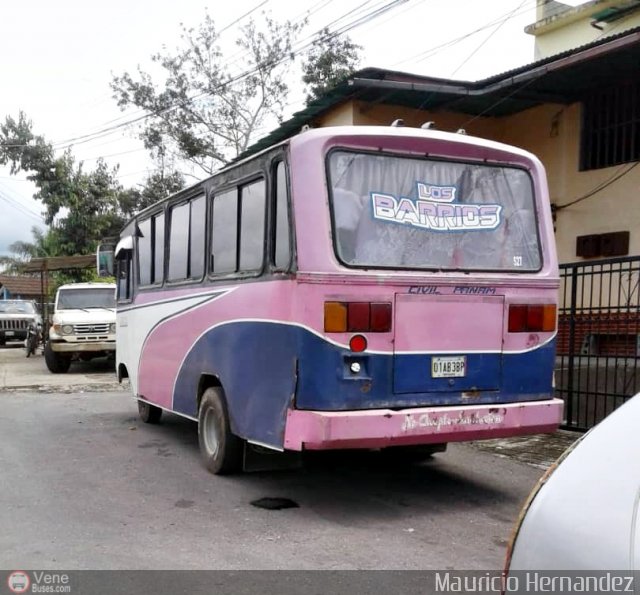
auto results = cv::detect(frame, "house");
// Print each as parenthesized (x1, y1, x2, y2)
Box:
(240, 26, 640, 267)
(0, 275, 43, 301)
(239, 6, 640, 429)
(528, 0, 640, 59)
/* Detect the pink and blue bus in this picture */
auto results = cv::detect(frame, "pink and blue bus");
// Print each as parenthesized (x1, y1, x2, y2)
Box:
(113, 125, 563, 474)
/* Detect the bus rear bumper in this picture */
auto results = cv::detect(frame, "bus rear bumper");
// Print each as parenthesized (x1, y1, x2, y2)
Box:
(283, 398, 564, 451)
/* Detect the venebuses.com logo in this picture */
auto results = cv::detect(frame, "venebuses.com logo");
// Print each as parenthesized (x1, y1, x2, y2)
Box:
(7, 571, 30, 594)
(6, 571, 71, 593)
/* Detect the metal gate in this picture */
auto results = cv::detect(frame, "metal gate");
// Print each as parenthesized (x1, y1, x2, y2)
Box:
(557, 256, 640, 430)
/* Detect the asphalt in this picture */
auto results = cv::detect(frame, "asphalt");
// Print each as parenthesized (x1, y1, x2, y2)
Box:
(0, 343, 581, 470)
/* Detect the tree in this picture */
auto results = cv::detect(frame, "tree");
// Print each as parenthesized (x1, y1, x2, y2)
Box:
(118, 170, 186, 220)
(0, 112, 181, 260)
(301, 28, 362, 105)
(0, 226, 56, 274)
(111, 12, 305, 175)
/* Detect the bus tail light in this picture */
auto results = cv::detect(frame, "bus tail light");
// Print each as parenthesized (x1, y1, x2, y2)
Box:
(508, 304, 557, 333)
(348, 303, 370, 331)
(370, 303, 392, 332)
(324, 302, 347, 332)
(324, 302, 392, 333)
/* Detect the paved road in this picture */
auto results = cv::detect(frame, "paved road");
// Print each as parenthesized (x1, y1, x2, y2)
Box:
(0, 344, 578, 573)
(0, 389, 547, 571)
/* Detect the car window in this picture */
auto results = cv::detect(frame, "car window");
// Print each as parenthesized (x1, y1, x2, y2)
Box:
(0, 301, 36, 314)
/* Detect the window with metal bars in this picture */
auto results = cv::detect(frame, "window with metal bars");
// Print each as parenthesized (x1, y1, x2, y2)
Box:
(581, 81, 640, 170)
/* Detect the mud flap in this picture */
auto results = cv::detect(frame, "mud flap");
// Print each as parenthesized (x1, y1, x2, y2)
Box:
(242, 443, 303, 472)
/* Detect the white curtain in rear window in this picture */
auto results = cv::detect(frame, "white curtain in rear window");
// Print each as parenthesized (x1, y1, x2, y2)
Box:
(329, 152, 541, 272)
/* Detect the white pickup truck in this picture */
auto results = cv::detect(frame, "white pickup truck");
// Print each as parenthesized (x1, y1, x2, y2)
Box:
(45, 282, 117, 373)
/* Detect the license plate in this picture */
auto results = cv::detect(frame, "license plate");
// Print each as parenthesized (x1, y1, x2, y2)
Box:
(5, 331, 14, 337)
(431, 356, 466, 378)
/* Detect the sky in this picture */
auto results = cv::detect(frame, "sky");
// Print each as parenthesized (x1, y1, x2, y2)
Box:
(0, 0, 549, 255)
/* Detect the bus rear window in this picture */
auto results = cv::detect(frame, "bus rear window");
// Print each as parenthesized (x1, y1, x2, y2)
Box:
(328, 151, 542, 272)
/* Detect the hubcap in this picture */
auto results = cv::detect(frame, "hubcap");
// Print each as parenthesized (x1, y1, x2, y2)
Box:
(202, 408, 220, 457)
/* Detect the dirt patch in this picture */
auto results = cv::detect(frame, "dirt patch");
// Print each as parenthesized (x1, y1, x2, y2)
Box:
(0, 344, 128, 394)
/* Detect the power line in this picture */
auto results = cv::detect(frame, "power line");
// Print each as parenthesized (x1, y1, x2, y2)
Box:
(0, 188, 44, 223)
(218, 0, 271, 35)
(53, 0, 338, 147)
(449, 0, 528, 78)
(49, 0, 411, 153)
(392, 0, 563, 70)
(459, 12, 633, 130)
(555, 163, 640, 210)
(46, 0, 276, 150)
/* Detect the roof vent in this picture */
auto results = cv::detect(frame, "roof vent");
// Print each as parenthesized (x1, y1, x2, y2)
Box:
(390, 119, 405, 127)
(421, 121, 435, 129)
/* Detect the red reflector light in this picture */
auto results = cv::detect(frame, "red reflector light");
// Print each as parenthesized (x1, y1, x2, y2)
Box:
(508, 305, 528, 333)
(509, 304, 557, 333)
(348, 303, 370, 332)
(349, 335, 367, 352)
(370, 303, 392, 332)
(527, 305, 544, 331)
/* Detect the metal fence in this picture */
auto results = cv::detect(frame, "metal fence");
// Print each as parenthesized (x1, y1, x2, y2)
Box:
(556, 256, 640, 430)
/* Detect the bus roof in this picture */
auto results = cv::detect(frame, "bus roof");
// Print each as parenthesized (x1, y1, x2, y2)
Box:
(124, 125, 541, 228)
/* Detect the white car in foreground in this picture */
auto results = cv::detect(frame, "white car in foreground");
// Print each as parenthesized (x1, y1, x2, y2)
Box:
(506, 394, 640, 571)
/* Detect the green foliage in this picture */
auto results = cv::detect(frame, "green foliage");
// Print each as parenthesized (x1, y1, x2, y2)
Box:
(118, 170, 185, 219)
(301, 28, 362, 105)
(0, 112, 185, 265)
(111, 11, 305, 174)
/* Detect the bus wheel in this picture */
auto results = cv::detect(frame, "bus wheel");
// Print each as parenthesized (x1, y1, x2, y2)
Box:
(138, 400, 163, 424)
(44, 342, 71, 373)
(198, 387, 242, 475)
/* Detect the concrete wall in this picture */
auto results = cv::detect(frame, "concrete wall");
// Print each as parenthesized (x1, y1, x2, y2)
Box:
(351, 100, 501, 140)
(527, 0, 640, 59)
(501, 102, 640, 264)
(315, 101, 356, 127)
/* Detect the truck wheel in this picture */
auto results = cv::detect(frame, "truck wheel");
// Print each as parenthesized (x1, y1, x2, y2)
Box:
(44, 342, 71, 373)
(198, 387, 242, 475)
(138, 400, 163, 424)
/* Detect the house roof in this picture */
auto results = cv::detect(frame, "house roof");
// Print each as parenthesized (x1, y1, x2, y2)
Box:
(20, 255, 96, 273)
(235, 25, 640, 162)
(0, 275, 43, 297)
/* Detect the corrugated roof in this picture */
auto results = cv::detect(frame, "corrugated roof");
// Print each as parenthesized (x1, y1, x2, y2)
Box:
(0, 275, 43, 297)
(235, 26, 640, 162)
(21, 255, 96, 273)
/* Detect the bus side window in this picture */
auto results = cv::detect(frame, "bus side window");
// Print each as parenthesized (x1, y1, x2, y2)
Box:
(116, 251, 132, 302)
(152, 212, 165, 284)
(138, 218, 152, 286)
(273, 161, 291, 270)
(239, 179, 266, 272)
(138, 212, 165, 286)
(168, 195, 205, 282)
(211, 189, 239, 274)
(210, 179, 265, 276)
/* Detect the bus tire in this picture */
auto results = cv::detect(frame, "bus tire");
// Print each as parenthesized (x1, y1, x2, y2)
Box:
(44, 342, 71, 373)
(138, 400, 163, 424)
(198, 387, 242, 475)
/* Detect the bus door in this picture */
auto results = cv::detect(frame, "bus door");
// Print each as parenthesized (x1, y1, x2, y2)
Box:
(392, 291, 504, 397)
